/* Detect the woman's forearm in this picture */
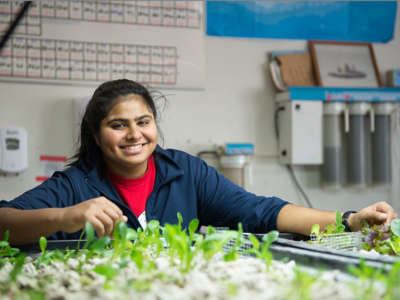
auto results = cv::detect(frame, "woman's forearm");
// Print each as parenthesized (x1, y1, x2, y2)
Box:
(0, 207, 64, 245)
(277, 201, 396, 235)
(277, 204, 337, 236)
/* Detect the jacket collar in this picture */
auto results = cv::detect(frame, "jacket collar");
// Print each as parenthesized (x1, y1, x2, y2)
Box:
(152, 145, 183, 183)
(77, 144, 183, 193)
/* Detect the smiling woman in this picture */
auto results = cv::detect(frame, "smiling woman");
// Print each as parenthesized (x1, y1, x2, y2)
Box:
(0, 79, 396, 246)
(94, 97, 158, 179)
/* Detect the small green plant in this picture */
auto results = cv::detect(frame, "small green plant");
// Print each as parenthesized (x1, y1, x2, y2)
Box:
(287, 268, 318, 300)
(0, 230, 19, 258)
(335, 210, 345, 233)
(223, 223, 245, 262)
(348, 259, 385, 299)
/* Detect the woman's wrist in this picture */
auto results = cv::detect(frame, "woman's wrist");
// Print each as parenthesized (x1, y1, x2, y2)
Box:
(50, 207, 68, 233)
(345, 211, 358, 232)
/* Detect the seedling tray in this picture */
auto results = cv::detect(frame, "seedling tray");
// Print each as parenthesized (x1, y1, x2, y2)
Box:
(14, 233, 400, 273)
(267, 236, 400, 273)
(15, 240, 85, 254)
(15, 233, 308, 255)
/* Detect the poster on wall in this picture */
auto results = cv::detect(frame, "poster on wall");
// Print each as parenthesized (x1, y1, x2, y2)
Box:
(0, 1, 205, 89)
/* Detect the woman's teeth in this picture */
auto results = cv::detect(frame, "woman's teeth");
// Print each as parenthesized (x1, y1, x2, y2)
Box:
(122, 145, 142, 150)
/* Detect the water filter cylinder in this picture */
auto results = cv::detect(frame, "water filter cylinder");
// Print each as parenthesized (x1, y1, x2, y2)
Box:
(219, 155, 249, 188)
(322, 102, 347, 189)
(346, 103, 374, 188)
(371, 103, 394, 187)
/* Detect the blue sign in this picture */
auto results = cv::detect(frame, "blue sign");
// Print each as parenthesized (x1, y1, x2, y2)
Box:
(206, 1, 396, 43)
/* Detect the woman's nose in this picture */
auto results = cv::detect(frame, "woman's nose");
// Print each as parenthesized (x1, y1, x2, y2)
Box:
(126, 127, 142, 140)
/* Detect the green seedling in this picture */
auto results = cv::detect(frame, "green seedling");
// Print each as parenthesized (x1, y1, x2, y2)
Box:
(261, 230, 279, 270)
(311, 224, 320, 235)
(83, 221, 95, 250)
(177, 212, 183, 231)
(93, 263, 118, 280)
(9, 253, 26, 281)
(196, 230, 237, 261)
(335, 210, 345, 233)
(89, 236, 111, 254)
(188, 218, 199, 244)
(382, 261, 400, 300)
(0, 230, 19, 258)
(223, 223, 245, 262)
(163, 222, 194, 272)
(39, 236, 47, 254)
(36, 236, 56, 269)
(288, 268, 318, 300)
(390, 218, 400, 237)
(348, 258, 385, 299)
(240, 233, 266, 259)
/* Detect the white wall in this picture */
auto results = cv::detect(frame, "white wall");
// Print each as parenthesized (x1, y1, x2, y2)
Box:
(1, 2, 400, 214)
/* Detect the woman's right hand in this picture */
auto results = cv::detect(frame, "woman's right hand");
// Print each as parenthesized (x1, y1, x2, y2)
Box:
(59, 197, 128, 238)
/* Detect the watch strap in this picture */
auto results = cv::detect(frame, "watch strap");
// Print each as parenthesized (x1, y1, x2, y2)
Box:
(342, 210, 357, 232)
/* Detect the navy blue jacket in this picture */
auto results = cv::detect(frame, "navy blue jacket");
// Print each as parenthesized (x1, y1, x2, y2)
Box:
(0, 146, 288, 240)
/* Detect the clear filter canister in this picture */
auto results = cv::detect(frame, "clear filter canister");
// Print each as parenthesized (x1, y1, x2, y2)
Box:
(322, 102, 346, 189)
(371, 103, 394, 187)
(346, 103, 373, 188)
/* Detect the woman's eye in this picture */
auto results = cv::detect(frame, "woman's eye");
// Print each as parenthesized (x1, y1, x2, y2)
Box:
(113, 124, 125, 129)
(138, 120, 149, 126)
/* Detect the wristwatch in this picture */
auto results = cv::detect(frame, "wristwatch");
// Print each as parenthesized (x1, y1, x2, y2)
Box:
(342, 211, 357, 232)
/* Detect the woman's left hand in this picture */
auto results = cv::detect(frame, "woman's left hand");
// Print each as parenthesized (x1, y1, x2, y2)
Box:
(349, 201, 398, 232)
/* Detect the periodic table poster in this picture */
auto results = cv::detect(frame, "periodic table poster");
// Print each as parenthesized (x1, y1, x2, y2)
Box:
(0, 1, 205, 89)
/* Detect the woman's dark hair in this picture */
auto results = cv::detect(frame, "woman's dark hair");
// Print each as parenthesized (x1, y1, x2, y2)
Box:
(68, 79, 164, 179)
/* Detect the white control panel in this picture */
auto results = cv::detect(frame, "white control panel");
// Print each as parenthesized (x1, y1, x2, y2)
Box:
(0, 127, 28, 174)
(277, 100, 323, 165)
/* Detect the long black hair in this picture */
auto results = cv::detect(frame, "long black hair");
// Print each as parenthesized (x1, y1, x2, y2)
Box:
(68, 79, 164, 179)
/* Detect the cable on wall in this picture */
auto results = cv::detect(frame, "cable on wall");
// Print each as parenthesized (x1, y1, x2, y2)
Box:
(0, 2, 32, 52)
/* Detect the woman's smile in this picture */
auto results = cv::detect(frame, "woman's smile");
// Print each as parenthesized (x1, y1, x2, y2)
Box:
(120, 144, 145, 150)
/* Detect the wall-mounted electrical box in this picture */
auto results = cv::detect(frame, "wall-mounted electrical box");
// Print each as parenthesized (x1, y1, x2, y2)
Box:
(0, 126, 28, 174)
(275, 96, 323, 165)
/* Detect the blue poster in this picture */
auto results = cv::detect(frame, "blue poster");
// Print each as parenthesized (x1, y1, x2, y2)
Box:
(206, 1, 397, 43)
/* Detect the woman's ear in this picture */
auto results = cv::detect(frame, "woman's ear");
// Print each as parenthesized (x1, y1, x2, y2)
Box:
(93, 133, 100, 146)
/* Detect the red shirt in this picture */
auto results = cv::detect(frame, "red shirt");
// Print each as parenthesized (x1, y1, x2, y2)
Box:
(106, 155, 156, 218)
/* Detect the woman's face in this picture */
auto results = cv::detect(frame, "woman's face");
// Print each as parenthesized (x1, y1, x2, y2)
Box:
(95, 95, 158, 178)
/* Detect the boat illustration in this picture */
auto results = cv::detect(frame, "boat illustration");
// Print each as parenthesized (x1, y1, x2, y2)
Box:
(328, 64, 366, 79)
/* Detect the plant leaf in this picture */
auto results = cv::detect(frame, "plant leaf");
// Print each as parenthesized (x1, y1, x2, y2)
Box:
(83, 221, 95, 249)
(89, 236, 111, 252)
(93, 264, 118, 280)
(117, 221, 127, 241)
(365, 230, 379, 247)
(248, 234, 260, 251)
(126, 228, 138, 241)
(335, 210, 342, 227)
(360, 220, 368, 228)
(392, 237, 400, 254)
(188, 218, 199, 242)
(336, 224, 345, 234)
(380, 233, 392, 242)
(311, 224, 320, 235)
(39, 236, 47, 254)
(262, 230, 279, 246)
(177, 212, 183, 230)
(390, 219, 400, 237)
(3, 230, 9, 242)
(147, 220, 160, 236)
